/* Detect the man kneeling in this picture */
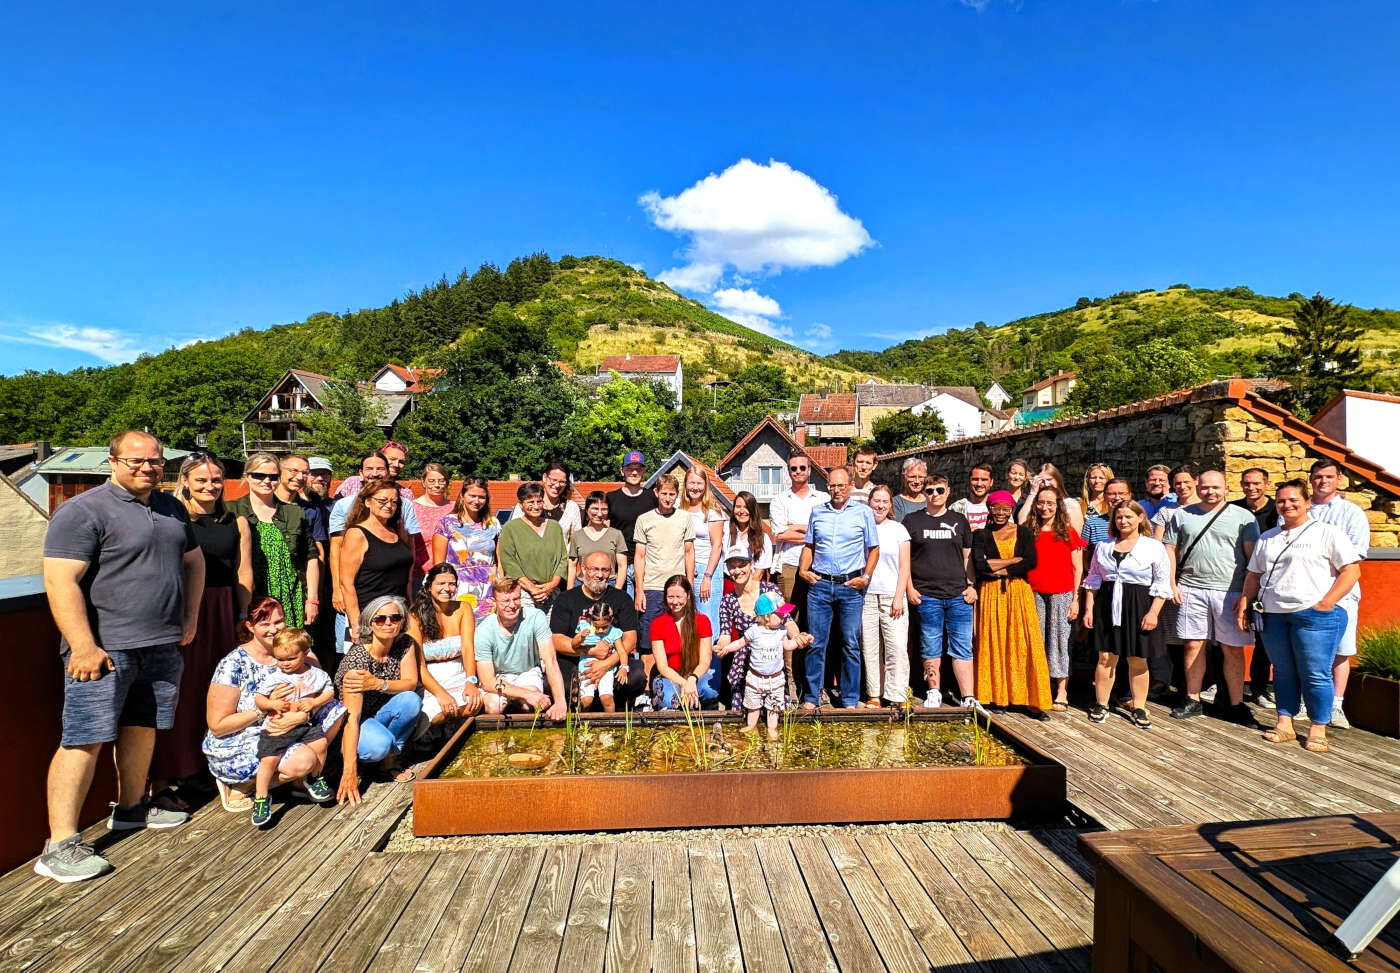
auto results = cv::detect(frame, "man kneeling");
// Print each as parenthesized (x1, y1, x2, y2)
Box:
(474, 578, 568, 720)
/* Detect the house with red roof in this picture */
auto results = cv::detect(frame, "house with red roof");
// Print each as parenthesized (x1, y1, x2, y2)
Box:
(597, 353, 684, 410)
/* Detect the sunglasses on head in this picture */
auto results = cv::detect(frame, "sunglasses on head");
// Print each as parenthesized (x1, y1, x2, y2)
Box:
(247, 471, 279, 482)
(370, 613, 403, 625)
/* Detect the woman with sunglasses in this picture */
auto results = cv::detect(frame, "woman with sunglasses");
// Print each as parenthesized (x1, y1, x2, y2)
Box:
(336, 596, 422, 801)
(203, 597, 346, 812)
(408, 563, 483, 725)
(149, 453, 255, 811)
(432, 475, 500, 618)
(229, 452, 318, 628)
(339, 480, 414, 650)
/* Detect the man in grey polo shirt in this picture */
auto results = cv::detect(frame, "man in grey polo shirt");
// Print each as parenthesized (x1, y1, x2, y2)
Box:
(38, 431, 205, 883)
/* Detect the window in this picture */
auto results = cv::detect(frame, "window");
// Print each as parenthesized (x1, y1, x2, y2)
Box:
(758, 466, 783, 486)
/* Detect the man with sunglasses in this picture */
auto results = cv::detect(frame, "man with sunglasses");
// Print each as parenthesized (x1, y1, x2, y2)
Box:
(769, 453, 830, 614)
(38, 431, 206, 882)
(903, 473, 977, 708)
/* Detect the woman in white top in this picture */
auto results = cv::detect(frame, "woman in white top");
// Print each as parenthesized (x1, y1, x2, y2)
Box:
(722, 491, 773, 582)
(1237, 479, 1362, 753)
(1082, 501, 1172, 728)
(860, 485, 911, 707)
(681, 467, 727, 632)
(407, 563, 482, 725)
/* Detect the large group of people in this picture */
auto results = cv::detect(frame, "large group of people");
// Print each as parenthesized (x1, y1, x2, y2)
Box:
(35, 431, 1370, 883)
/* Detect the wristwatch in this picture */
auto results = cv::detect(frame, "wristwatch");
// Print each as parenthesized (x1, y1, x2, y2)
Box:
(464, 675, 479, 685)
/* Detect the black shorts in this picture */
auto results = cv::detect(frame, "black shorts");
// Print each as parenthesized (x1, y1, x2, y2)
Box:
(257, 720, 324, 759)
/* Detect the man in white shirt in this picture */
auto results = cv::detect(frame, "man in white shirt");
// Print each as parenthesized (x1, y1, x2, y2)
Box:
(1307, 459, 1370, 727)
(768, 453, 831, 656)
(950, 464, 993, 531)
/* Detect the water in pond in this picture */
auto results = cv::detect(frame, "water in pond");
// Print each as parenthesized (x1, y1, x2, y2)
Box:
(440, 717, 1027, 778)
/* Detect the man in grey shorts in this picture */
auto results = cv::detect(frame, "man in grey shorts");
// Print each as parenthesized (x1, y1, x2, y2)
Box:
(37, 431, 206, 883)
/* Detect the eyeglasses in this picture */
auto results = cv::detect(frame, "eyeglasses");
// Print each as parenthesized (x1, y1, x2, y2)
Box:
(369, 496, 400, 506)
(111, 456, 166, 469)
(370, 614, 404, 625)
(247, 471, 279, 482)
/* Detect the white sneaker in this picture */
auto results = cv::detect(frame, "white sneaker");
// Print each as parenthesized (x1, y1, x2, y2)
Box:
(1199, 685, 1218, 703)
(961, 696, 981, 712)
(923, 689, 942, 709)
(1331, 703, 1351, 729)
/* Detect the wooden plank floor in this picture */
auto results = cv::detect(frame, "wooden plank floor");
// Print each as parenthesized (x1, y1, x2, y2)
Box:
(0, 700, 1394, 971)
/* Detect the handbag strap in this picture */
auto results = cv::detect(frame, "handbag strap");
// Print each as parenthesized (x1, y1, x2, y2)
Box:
(1176, 503, 1231, 573)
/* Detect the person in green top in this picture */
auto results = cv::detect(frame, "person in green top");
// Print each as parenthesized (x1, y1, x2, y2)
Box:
(229, 452, 318, 628)
(497, 482, 568, 612)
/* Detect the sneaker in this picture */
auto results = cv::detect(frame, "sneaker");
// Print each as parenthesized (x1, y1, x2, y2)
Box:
(251, 796, 272, 828)
(1170, 698, 1204, 720)
(923, 689, 942, 709)
(302, 775, 332, 803)
(1131, 708, 1152, 729)
(1087, 703, 1108, 723)
(1256, 686, 1276, 709)
(1198, 685, 1218, 703)
(108, 799, 188, 831)
(961, 696, 983, 714)
(34, 834, 112, 883)
(1330, 706, 1351, 730)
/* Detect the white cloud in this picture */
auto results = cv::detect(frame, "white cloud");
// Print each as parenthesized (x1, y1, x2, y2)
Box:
(805, 323, 833, 341)
(0, 322, 150, 365)
(711, 288, 782, 319)
(641, 158, 874, 295)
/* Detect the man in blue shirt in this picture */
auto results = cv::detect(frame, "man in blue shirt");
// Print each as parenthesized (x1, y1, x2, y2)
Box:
(798, 467, 880, 709)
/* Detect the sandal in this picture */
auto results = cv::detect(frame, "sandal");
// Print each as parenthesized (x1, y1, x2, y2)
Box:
(387, 765, 417, 783)
(1052, 701, 1069, 712)
(1303, 737, 1330, 753)
(1262, 728, 1298, 744)
(216, 779, 254, 813)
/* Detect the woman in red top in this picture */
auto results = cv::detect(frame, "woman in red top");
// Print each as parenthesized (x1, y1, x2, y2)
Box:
(1026, 486, 1087, 710)
(648, 575, 715, 710)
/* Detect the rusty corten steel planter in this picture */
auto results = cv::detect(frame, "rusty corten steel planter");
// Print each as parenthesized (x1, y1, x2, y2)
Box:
(412, 711, 1066, 837)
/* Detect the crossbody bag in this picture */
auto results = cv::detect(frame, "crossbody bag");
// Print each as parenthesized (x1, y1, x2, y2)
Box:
(1250, 522, 1316, 633)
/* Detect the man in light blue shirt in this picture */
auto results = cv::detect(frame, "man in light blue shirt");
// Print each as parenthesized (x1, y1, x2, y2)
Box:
(798, 467, 880, 709)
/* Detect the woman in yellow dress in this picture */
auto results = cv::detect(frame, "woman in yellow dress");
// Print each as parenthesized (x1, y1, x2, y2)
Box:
(971, 490, 1053, 720)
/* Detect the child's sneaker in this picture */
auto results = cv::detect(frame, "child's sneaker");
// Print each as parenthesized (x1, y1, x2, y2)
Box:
(923, 688, 942, 709)
(302, 775, 332, 803)
(251, 796, 272, 828)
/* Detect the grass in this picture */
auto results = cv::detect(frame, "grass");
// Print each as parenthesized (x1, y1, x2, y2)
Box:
(1357, 627, 1400, 680)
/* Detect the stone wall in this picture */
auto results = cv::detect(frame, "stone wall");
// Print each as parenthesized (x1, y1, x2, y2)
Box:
(878, 390, 1400, 549)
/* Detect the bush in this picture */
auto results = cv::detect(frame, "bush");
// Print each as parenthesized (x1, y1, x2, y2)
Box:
(1167, 283, 1190, 290)
(1357, 627, 1400, 680)
(608, 322, 620, 331)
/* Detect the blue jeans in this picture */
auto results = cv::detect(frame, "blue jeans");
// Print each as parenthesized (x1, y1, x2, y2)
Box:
(693, 563, 724, 633)
(639, 590, 666, 651)
(357, 691, 421, 762)
(805, 579, 865, 707)
(652, 674, 720, 709)
(915, 595, 974, 661)
(1262, 608, 1344, 724)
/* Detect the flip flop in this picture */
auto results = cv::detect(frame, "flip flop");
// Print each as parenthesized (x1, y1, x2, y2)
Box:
(1052, 701, 1069, 712)
(389, 766, 417, 783)
(1303, 738, 1330, 753)
(1262, 729, 1297, 744)
(216, 779, 253, 812)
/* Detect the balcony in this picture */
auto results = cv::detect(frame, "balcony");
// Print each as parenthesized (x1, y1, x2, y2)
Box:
(728, 480, 785, 501)
(245, 439, 313, 454)
(255, 409, 310, 424)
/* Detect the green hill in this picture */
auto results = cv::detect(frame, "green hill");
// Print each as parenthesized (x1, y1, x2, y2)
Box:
(829, 285, 1400, 399)
(0, 254, 866, 457)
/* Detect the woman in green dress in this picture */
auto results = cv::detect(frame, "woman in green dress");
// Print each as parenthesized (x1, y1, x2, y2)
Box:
(229, 452, 319, 628)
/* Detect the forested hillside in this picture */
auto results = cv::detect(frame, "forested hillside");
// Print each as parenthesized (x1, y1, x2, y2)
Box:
(829, 285, 1400, 402)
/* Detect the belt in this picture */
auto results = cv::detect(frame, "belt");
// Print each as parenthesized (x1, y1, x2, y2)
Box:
(815, 570, 861, 583)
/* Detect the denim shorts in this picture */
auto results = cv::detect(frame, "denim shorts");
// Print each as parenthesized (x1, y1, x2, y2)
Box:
(61, 643, 183, 747)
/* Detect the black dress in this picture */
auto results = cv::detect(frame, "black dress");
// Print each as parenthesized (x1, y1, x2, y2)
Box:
(351, 525, 413, 606)
(1093, 550, 1167, 659)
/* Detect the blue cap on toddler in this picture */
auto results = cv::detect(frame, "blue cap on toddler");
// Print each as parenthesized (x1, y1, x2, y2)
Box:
(753, 594, 796, 616)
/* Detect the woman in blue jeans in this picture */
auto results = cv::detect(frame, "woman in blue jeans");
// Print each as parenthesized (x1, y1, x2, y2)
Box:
(335, 595, 422, 804)
(1238, 480, 1361, 754)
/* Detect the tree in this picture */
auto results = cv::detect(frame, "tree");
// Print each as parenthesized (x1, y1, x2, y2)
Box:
(298, 381, 388, 474)
(1267, 293, 1366, 415)
(869, 409, 947, 454)
(561, 375, 677, 478)
(1060, 340, 1208, 414)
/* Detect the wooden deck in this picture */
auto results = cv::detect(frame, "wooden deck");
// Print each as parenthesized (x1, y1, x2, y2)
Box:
(1, 697, 1396, 971)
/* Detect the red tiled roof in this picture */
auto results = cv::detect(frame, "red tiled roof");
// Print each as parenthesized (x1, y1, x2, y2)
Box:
(554, 360, 575, 376)
(599, 354, 681, 373)
(804, 445, 849, 471)
(878, 378, 1400, 498)
(716, 415, 833, 481)
(1020, 371, 1077, 395)
(797, 392, 857, 424)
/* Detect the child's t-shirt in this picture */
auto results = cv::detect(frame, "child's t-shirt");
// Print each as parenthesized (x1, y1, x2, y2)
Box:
(743, 624, 787, 675)
(575, 621, 625, 649)
(257, 666, 333, 717)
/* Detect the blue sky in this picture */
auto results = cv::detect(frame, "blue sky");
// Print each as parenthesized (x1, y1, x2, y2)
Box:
(2, 0, 1397, 373)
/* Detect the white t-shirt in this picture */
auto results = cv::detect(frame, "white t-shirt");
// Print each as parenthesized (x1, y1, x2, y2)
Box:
(868, 519, 911, 597)
(257, 665, 332, 706)
(686, 506, 727, 574)
(952, 498, 989, 531)
(1247, 519, 1361, 614)
(769, 487, 830, 568)
(743, 623, 787, 674)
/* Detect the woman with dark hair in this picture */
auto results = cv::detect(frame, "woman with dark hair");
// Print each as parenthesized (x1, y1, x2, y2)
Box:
(649, 575, 715, 710)
(411, 463, 454, 576)
(972, 491, 1052, 720)
(229, 451, 318, 627)
(1026, 486, 1087, 710)
(1083, 502, 1173, 728)
(716, 553, 800, 709)
(512, 461, 582, 546)
(1018, 463, 1084, 531)
(150, 453, 255, 809)
(722, 491, 773, 583)
(339, 479, 414, 643)
(336, 596, 422, 802)
(568, 490, 627, 588)
(498, 481, 568, 611)
(203, 597, 346, 812)
(432, 475, 499, 619)
(407, 563, 482, 724)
